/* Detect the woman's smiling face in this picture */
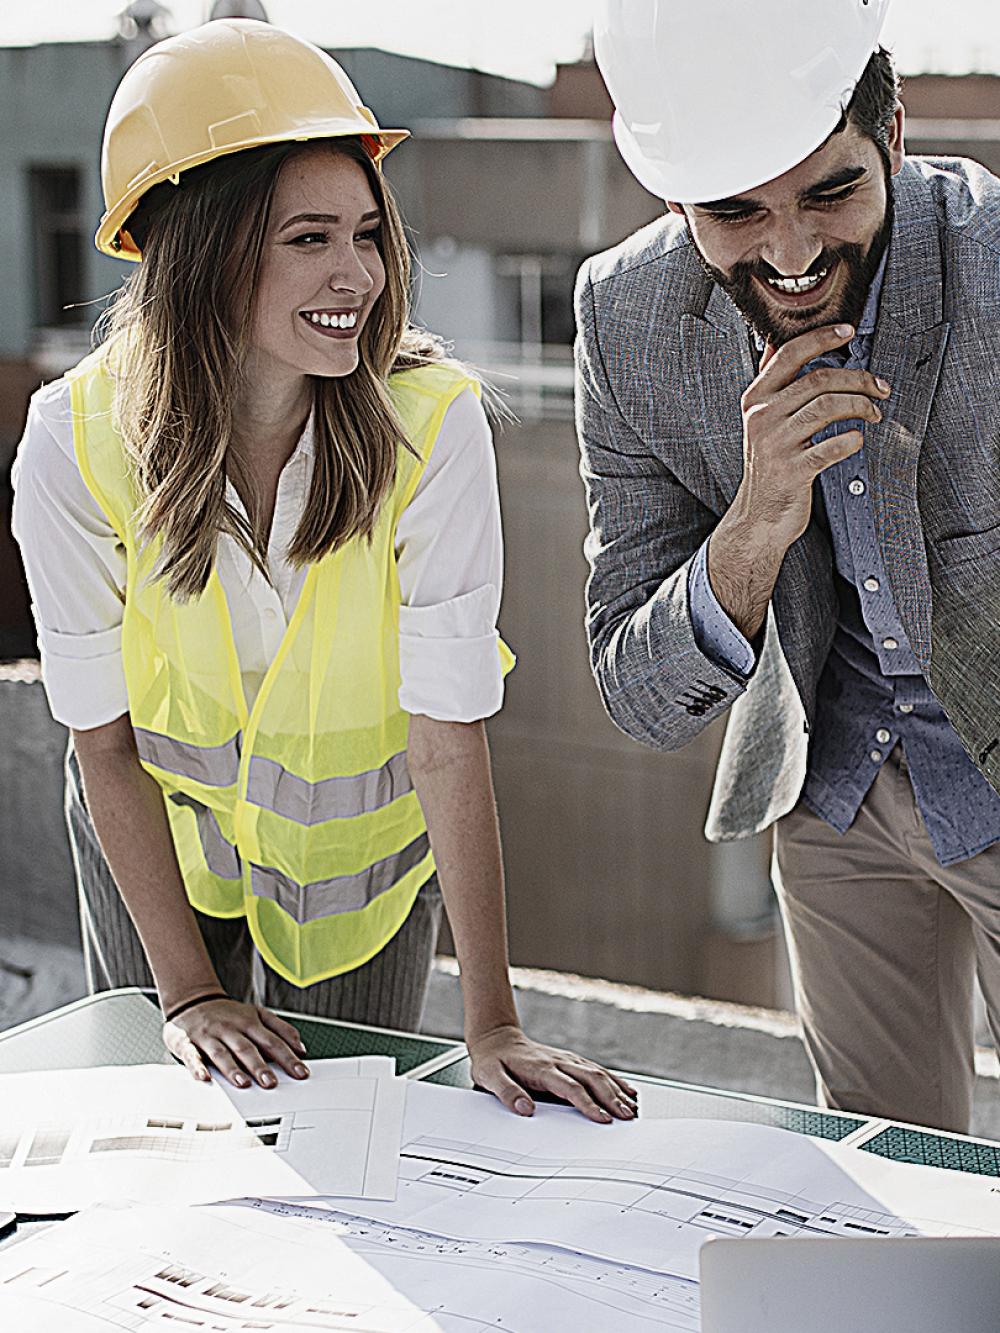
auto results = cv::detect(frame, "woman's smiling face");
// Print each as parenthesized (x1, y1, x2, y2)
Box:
(249, 144, 386, 388)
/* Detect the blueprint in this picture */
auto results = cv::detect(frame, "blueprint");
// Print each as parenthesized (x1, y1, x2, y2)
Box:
(2, 1082, 998, 1331)
(0, 1056, 404, 1210)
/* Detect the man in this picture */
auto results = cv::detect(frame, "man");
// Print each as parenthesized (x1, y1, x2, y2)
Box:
(576, 0, 1000, 1134)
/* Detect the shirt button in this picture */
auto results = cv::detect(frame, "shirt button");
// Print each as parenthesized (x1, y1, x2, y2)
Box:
(263, 606, 279, 622)
(848, 479, 866, 496)
(882, 637, 898, 651)
(898, 703, 914, 714)
(869, 749, 883, 763)
(863, 576, 880, 593)
(876, 728, 891, 744)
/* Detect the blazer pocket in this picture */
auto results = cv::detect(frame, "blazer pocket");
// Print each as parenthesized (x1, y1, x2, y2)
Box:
(933, 524, 1000, 569)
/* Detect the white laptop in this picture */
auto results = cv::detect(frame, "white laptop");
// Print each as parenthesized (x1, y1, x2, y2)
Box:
(699, 1236, 1000, 1333)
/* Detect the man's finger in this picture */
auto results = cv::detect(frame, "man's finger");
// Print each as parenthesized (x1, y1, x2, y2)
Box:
(755, 324, 855, 392)
(806, 429, 865, 473)
(789, 392, 882, 438)
(780, 366, 891, 415)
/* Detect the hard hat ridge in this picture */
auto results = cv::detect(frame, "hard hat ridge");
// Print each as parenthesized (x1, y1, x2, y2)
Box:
(595, 0, 894, 204)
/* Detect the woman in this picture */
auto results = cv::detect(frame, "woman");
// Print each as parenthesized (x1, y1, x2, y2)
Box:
(12, 19, 636, 1123)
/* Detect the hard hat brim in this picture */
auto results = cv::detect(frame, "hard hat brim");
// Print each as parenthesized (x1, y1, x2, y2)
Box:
(613, 106, 851, 205)
(95, 124, 410, 262)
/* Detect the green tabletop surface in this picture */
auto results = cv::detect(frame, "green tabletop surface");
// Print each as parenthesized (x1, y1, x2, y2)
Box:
(0, 989, 461, 1078)
(861, 1123, 1000, 1177)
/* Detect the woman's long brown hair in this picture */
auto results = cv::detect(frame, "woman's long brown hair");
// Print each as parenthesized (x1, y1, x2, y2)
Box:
(99, 138, 447, 600)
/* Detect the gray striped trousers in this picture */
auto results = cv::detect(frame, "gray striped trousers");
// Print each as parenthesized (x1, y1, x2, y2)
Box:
(64, 745, 442, 1031)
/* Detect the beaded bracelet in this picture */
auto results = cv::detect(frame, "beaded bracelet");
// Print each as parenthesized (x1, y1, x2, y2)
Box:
(162, 991, 230, 1023)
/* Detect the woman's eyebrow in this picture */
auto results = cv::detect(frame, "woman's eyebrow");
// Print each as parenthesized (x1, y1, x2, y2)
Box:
(278, 209, 381, 231)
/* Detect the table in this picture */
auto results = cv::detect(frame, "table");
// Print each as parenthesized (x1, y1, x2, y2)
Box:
(2, 988, 999, 1180)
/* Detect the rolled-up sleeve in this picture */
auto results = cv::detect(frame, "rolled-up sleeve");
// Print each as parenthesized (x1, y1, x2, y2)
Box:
(395, 387, 506, 722)
(688, 538, 756, 678)
(11, 383, 130, 730)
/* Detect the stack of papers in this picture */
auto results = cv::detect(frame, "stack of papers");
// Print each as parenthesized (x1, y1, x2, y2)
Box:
(0, 1056, 405, 1208)
(1, 1078, 999, 1330)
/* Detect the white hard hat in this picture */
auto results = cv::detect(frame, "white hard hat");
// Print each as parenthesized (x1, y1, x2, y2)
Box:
(594, 0, 893, 204)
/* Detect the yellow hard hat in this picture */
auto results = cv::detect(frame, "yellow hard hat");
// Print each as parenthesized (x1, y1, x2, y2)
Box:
(96, 18, 410, 261)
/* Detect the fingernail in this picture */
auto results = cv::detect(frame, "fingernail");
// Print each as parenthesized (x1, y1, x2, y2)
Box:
(835, 324, 853, 337)
(234, 1073, 249, 1087)
(618, 1101, 636, 1119)
(599, 1110, 613, 1123)
(876, 377, 891, 394)
(260, 1072, 276, 1088)
(514, 1097, 534, 1116)
(293, 1063, 308, 1078)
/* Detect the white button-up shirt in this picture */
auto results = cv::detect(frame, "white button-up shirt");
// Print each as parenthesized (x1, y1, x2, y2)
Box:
(12, 377, 506, 730)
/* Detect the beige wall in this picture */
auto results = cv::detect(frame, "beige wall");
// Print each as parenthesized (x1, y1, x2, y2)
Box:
(484, 415, 727, 993)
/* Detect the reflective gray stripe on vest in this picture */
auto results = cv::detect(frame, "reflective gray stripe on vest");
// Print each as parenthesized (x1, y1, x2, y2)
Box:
(249, 833, 430, 923)
(136, 728, 241, 788)
(169, 793, 242, 881)
(246, 750, 412, 826)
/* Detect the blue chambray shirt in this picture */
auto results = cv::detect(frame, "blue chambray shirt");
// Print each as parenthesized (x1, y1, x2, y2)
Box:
(688, 252, 1000, 865)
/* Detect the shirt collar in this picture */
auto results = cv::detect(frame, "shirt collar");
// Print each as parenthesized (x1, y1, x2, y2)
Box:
(856, 247, 888, 338)
(290, 407, 316, 461)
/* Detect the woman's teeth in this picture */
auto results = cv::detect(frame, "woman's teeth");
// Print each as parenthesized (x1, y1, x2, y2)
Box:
(305, 311, 358, 328)
(766, 268, 829, 294)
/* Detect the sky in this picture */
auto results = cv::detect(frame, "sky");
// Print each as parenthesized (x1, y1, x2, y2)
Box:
(1, 1, 1000, 85)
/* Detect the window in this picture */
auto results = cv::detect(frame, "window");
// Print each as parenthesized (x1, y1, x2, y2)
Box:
(29, 166, 87, 328)
(496, 253, 580, 351)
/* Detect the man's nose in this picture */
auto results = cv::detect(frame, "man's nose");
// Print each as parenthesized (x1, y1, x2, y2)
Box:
(760, 218, 823, 277)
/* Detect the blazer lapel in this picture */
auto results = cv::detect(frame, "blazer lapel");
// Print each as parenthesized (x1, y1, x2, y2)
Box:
(866, 164, 951, 673)
(678, 284, 756, 510)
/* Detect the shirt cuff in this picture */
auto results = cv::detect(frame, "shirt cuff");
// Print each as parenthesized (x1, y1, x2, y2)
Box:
(36, 623, 129, 729)
(687, 540, 756, 678)
(398, 586, 505, 722)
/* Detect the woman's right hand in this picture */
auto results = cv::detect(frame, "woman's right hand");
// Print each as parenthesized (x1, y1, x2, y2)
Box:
(163, 998, 310, 1088)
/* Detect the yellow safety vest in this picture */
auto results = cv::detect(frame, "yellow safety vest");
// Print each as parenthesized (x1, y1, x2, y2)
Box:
(67, 343, 513, 987)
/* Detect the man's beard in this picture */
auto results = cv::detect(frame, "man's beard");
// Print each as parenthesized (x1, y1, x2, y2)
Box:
(692, 181, 895, 348)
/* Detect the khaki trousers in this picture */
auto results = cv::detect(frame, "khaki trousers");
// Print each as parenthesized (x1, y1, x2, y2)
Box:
(773, 745, 1000, 1134)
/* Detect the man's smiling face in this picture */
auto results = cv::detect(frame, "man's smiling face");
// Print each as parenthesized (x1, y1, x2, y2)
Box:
(672, 108, 904, 346)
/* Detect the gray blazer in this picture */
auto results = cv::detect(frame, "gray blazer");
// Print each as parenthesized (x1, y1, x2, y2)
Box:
(575, 157, 1000, 840)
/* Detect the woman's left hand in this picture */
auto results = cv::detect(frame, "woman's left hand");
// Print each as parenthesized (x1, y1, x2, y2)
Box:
(467, 1024, 638, 1123)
